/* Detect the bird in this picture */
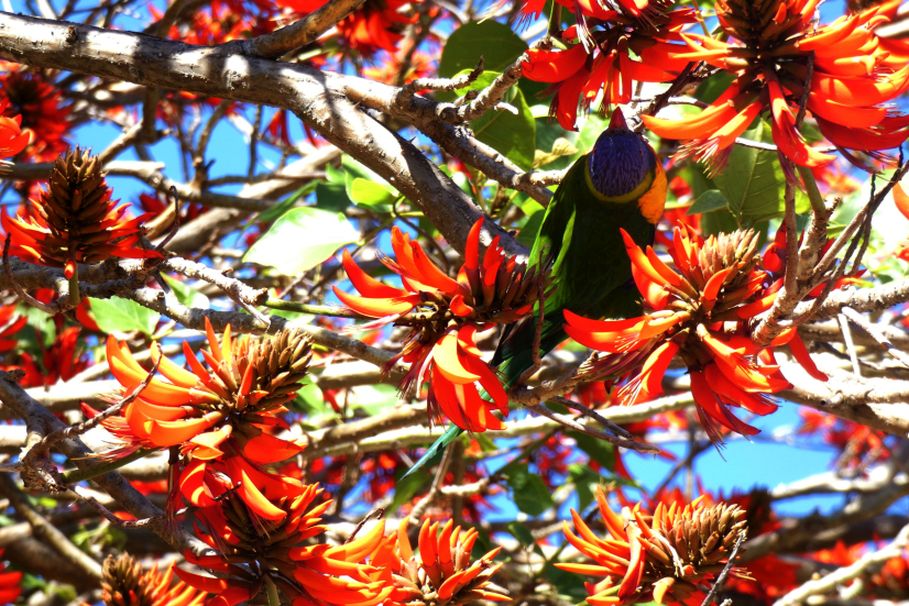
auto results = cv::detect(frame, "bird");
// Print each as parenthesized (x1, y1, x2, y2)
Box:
(405, 108, 667, 476)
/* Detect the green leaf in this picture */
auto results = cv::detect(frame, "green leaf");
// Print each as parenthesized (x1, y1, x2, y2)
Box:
(161, 275, 210, 309)
(347, 383, 399, 414)
(244, 207, 359, 276)
(257, 182, 315, 224)
(688, 189, 729, 215)
(347, 177, 396, 211)
(503, 463, 554, 515)
(713, 122, 784, 221)
(517, 207, 545, 249)
(571, 431, 615, 471)
(315, 182, 351, 213)
(507, 522, 537, 546)
(451, 69, 536, 169)
(290, 381, 325, 415)
(694, 71, 737, 105)
(472, 84, 536, 169)
(19, 305, 55, 347)
(439, 21, 527, 78)
(541, 563, 590, 602)
(88, 296, 159, 336)
(568, 464, 599, 512)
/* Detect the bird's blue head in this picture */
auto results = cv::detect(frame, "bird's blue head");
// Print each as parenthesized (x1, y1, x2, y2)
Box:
(586, 109, 666, 223)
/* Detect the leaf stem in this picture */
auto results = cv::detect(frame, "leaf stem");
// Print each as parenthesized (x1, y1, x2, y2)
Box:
(62, 448, 156, 483)
(797, 165, 827, 215)
(264, 298, 357, 318)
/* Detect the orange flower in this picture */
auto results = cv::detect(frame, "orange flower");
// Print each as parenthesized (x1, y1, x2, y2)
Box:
(14, 326, 89, 388)
(869, 550, 909, 598)
(799, 409, 889, 472)
(642, 0, 909, 167)
(0, 306, 25, 355)
(2, 149, 160, 280)
(151, 0, 276, 45)
(177, 484, 392, 606)
(0, 103, 29, 159)
(369, 519, 510, 604)
(100, 553, 205, 606)
(94, 320, 312, 520)
(0, 549, 21, 605)
(335, 218, 541, 432)
(523, 0, 695, 130)
(565, 224, 823, 440)
(0, 67, 69, 162)
(279, 0, 417, 53)
(557, 487, 747, 605)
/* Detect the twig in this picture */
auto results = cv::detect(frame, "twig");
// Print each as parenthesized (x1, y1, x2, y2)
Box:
(773, 523, 909, 606)
(701, 530, 746, 606)
(409, 443, 455, 522)
(236, 0, 365, 59)
(838, 313, 861, 377)
(30, 355, 161, 455)
(3, 235, 62, 315)
(841, 306, 909, 371)
(0, 473, 102, 579)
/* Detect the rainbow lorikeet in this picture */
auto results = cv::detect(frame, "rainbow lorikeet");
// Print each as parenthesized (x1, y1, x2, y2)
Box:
(406, 108, 667, 476)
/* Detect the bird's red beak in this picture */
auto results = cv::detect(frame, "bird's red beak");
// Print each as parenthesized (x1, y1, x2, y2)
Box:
(608, 108, 628, 130)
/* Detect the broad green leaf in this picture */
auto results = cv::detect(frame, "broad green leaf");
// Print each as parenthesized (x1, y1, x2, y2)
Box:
(256, 182, 315, 224)
(439, 21, 527, 78)
(452, 69, 537, 169)
(542, 564, 591, 602)
(503, 463, 554, 515)
(517, 207, 545, 249)
(291, 381, 326, 416)
(20, 305, 55, 347)
(507, 522, 536, 546)
(688, 189, 729, 215)
(695, 71, 736, 105)
(315, 182, 351, 213)
(347, 383, 399, 414)
(534, 135, 578, 168)
(88, 296, 159, 336)
(161, 275, 209, 309)
(244, 207, 359, 276)
(569, 464, 599, 511)
(713, 122, 784, 223)
(571, 431, 615, 471)
(472, 85, 536, 168)
(576, 112, 611, 153)
(347, 177, 396, 211)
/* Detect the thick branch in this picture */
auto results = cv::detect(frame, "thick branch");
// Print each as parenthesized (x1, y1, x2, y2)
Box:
(0, 11, 513, 255)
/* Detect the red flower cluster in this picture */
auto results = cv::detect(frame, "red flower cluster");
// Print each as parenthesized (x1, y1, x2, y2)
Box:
(0, 67, 69, 162)
(0, 550, 21, 605)
(100, 553, 205, 606)
(335, 219, 541, 432)
(565, 224, 824, 440)
(643, 0, 909, 167)
(177, 485, 392, 605)
(0, 101, 30, 159)
(279, 0, 418, 54)
(799, 409, 889, 473)
(558, 487, 747, 604)
(2, 149, 160, 281)
(368, 519, 510, 604)
(95, 321, 312, 520)
(522, 0, 695, 129)
(151, 0, 277, 45)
